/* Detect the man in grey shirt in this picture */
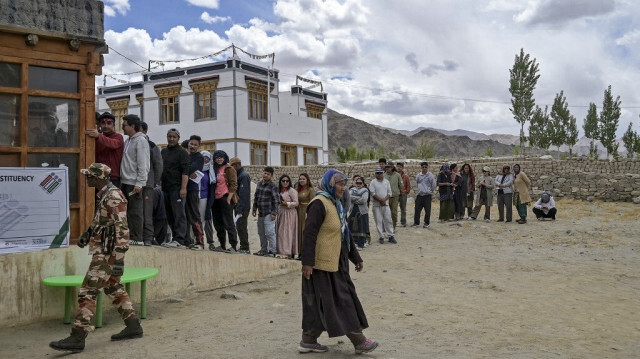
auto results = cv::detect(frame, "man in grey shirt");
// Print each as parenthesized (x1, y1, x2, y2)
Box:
(120, 114, 150, 245)
(413, 162, 436, 228)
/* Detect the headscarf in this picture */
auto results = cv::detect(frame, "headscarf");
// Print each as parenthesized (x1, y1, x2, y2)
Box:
(316, 169, 350, 249)
(201, 151, 212, 172)
(513, 163, 521, 177)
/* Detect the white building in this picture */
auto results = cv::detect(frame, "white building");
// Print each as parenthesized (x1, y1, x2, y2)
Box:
(96, 56, 328, 166)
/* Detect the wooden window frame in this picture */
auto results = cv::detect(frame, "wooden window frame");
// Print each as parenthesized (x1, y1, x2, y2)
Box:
(303, 147, 318, 165)
(247, 81, 268, 121)
(250, 141, 267, 166)
(200, 140, 215, 152)
(280, 144, 297, 166)
(305, 101, 325, 120)
(106, 97, 129, 133)
(190, 79, 218, 122)
(155, 85, 180, 124)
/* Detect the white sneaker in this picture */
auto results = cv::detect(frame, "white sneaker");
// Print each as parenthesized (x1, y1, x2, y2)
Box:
(162, 241, 184, 248)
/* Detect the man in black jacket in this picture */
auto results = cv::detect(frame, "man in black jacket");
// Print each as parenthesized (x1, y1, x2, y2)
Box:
(160, 128, 190, 248)
(230, 157, 251, 254)
(185, 135, 204, 249)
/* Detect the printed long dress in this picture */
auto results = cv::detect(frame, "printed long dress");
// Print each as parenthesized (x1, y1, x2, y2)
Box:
(276, 187, 299, 257)
(296, 187, 315, 253)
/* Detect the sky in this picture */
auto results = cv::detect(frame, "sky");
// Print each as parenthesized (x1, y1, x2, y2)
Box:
(100, 0, 640, 137)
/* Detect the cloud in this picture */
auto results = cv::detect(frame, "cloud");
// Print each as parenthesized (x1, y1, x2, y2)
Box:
(421, 60, 459, 77)
(405, 53, 419, 71)
(616, 29, 640, 46)
(100, 0, 640, 137)
(184, 0, 219, 9)
(514, 0, 615, 26)
(104, 0, 130, 17)
(200, 11, 231, 24)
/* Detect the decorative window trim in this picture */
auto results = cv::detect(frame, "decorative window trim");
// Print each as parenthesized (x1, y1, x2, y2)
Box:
(154, 85, 181, 97)
(106, 97, 129, 133)
(305, 100, 325, 119)
(189, 79, 219, 92)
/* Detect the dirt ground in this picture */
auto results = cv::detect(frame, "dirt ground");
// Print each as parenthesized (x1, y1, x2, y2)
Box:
(2, 198, 640, 359)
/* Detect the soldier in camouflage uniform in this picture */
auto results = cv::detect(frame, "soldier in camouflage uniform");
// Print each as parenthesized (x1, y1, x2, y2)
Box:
(50, 163, 144, 353)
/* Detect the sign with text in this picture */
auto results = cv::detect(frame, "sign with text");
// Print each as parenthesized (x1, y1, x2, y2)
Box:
(0, 167, 69, 254)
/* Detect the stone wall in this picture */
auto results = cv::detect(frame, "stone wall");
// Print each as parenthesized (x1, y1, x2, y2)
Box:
(244, 156, 640, 203)
(0, 0, 104, 41)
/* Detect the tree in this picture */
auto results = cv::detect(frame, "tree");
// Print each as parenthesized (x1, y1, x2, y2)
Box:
(583, 102, 599, 159)
(509, 48, 540, 156)
(622, 122, 637, 158)
(598, 85, 621, 159)
(566, 115, 578, 157)
(529, 105, 550, 150)
(549, 91, 576, 154)
(413, 139, 436, 159)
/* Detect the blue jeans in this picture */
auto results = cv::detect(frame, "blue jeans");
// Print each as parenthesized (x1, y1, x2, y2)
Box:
(257, 215, 276, 253)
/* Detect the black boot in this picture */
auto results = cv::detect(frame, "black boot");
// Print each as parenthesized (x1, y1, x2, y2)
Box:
(49, 327, 87, 353)
(111, 317, 144, 341)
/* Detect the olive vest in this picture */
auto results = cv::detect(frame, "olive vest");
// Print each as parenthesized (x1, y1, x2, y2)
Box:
(310, 195, 343, 272)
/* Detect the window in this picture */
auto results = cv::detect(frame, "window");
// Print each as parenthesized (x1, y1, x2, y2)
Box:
(281, 145, 297, 166)
(28, 66, 78, 93)
(247, 81, 268, 121)
(304, 147, 318, 165)
(28, 97, 79, 147)
(191, 79, 218, 121)
(155, 85, 180, 124)
(0, 60, 81, 205)
(306, 101, 325, 119)
(0, 62, 20, 87)
(251, 142, 267, 166)
(200, 140, 215, 152)
(106, 97, 129, 133)
(0, 94, 20, 146)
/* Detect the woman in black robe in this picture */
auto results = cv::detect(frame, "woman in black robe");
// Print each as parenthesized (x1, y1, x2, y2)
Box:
(299, 169, 378, 355)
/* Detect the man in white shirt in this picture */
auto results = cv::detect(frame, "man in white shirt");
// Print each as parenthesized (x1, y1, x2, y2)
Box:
(369, 167, 396, 244)
(533, 192, 557, 220)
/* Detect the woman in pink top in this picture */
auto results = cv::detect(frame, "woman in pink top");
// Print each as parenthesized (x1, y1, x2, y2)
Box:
(209, 150, 239, 252)
(276, 174, 299, 259)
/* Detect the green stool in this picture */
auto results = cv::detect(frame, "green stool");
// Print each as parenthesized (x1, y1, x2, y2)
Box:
(43, 267, 159, 328)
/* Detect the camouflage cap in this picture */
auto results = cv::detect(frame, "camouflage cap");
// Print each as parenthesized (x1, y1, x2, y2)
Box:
(80, 163, 111, 180)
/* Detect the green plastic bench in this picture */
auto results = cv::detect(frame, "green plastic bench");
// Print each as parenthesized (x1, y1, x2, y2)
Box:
(43, 267, 159, 328)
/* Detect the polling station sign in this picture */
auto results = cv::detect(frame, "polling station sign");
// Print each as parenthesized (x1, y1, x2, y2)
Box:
(0, 167, 69, 254)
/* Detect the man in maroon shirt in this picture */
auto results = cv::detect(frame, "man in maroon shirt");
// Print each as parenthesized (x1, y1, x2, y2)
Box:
(86, 112, 124, 187)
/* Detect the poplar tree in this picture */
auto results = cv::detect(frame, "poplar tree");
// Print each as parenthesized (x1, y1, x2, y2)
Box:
(549, 91, 569, 152)
(528, 105, 550, 150)
(598, 85, 621, 159)
(583, 103, 599, 159)
(622, 122, 637, 158)
(566, 115, 578, 157)
(509, 48, 540, 156)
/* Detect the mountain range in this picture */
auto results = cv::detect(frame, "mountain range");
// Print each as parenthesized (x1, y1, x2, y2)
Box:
(327, 109, 628, 161)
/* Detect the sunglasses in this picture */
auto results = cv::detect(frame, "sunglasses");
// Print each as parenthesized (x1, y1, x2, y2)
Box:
(281, 179, 290, 183)
(356, 182, 363, 185)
